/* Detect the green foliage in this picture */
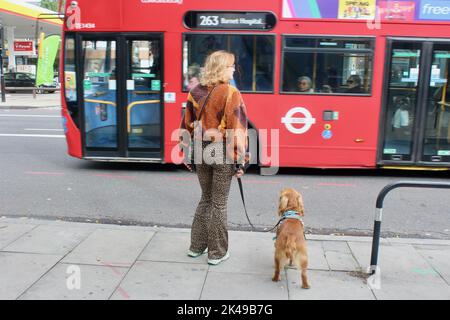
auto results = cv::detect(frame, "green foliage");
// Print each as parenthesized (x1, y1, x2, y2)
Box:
(40, 0, 59, 11)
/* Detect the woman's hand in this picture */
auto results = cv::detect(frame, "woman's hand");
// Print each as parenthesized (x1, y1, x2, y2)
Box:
(235, 168, 244, 178)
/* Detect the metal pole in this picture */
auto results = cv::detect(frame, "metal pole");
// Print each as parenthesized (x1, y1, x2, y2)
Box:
(369, 209, 382, 274)
(369, 181, 450, 275)
(0, 22, 6, 102)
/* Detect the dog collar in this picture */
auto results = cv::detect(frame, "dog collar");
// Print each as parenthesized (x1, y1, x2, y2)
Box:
(272, 211, 305, 241)
(282, 210, 303, 222)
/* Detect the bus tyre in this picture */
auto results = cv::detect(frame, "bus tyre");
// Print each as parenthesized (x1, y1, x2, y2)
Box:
(260, 166, 278, 176)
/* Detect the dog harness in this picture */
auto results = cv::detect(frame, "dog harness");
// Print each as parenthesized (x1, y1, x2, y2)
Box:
(280, 210, 304, 224)
(272, 210, 304, 240)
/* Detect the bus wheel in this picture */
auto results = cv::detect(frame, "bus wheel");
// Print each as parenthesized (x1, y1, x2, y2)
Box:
(247, 124, 277, 176)
(260, 166, 278, 176)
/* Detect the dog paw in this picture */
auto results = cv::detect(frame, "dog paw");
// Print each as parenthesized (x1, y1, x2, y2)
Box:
(272, 276, 281, 282)
(302, 284, 311, 289)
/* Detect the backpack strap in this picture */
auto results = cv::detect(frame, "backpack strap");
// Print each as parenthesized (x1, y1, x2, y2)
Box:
(197, 85, 217, 121)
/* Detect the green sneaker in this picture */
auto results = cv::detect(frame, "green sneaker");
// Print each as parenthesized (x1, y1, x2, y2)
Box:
(187, 248, 207, 258)
(207, 252, 230, 265)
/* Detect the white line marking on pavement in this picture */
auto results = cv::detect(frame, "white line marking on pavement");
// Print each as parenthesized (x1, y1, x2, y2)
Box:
(0, 114, 60, 118)
(24, 128, 63, 131)
(0, 134, 65, 138)
(25, 171, 65, 175)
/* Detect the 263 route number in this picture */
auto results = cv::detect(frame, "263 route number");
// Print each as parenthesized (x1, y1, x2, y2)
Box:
(199, 15, 219, 26)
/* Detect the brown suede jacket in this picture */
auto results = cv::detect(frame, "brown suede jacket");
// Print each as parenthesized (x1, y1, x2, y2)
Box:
(180, 83, 248, 164)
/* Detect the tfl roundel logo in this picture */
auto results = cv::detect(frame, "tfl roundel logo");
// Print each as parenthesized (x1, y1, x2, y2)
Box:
(281, 107, 316, 134)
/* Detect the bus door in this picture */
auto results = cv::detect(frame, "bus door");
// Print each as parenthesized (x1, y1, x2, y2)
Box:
(79, 34, 163, 160)
(380, 38, 450, 167)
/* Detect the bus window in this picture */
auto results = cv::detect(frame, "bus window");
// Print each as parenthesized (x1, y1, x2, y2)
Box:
(281, 36, 374, 95)
(183, 34, 275, 92)
(382, 42, 421, 161)
(64, 35, 77, 102)
(64, 34, 78, 126)
(423, 44, 450, 161)
(130, 40, 160, 88)
(82, 40, 118, 149)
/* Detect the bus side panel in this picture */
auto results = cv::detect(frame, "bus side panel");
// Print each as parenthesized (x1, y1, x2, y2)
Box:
(163, 32, 183, 163)
(60, 33, 82, 159)
(61, 108, 82, 158)
(245, 94, 379, 168)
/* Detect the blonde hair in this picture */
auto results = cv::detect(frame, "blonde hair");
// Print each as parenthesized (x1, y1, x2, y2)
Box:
(200, 50, 235, 87)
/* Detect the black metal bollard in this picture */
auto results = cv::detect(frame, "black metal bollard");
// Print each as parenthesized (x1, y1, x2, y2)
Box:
(369, 181, 450, 275)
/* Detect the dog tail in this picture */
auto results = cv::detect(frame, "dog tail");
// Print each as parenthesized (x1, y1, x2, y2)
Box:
(286, 237, 296, 261)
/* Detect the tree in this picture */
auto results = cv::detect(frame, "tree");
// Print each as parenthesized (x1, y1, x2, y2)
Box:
(40, 0, 59, 12)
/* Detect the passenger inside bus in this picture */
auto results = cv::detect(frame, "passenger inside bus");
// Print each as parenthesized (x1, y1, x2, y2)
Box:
(297, 76, 314, 93)
(392, 96, 412, 132)
(385, 95, 413, 153)
(186, 64, 201, 90)
(148, 41, 161, 79)
(320, 85, 333, 93)
(345, 75, 364, 93)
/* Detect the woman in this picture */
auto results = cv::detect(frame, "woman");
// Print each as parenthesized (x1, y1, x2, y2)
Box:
(345, 75, 364, 93)
(180, 50, 248, 265)
(297, 76, 313, 93)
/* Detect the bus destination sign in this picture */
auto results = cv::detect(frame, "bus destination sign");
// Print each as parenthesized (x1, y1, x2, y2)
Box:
(184, 11, 276, 30)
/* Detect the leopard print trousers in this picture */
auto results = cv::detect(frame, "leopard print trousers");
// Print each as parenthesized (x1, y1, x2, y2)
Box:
(190, 144, 235, 260)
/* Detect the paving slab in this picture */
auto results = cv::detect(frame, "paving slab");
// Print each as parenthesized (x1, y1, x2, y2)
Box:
(371, 277, 450, 300)
(0, 217, 158, 232)
(286, 269, 375, 300)
(0, 217, 52, 226)
(206, 231, 275, 274)
(0, 223, 36, 250)
(415, 246, 450, 285)
(388, 238, 450, 246)
(347, 241, 386, 272)
(322, 241, 360, 271)
(201, 272, 289, 300)
(62, 229, 155, 267)
(138, 231, 206, 264)
(307, 235, 378, 243)
(306, 241, 329, 271)
(110, 261, 208, 300)
(350, 242, 444, 283)
(0, 252, 62, 300)
(19, 263, 128, 300)
(3, 225, 94, 255)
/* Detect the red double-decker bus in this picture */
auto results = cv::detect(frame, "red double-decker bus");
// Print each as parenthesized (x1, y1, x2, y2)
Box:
(59, 0, 450, 169)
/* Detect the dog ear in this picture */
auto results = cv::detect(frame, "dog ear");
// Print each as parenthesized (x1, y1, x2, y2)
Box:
(279, 195, 289, 215)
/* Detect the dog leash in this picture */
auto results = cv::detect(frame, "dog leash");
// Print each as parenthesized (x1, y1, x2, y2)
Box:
(237, 177, 307, 240)
(237, 177, 282, 233)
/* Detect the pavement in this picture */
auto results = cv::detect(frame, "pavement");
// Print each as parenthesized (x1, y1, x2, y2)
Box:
(0, 92, 61, 109)
(0, 216, 449, 300)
